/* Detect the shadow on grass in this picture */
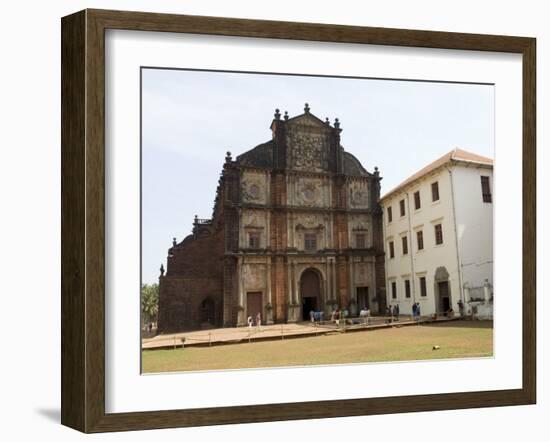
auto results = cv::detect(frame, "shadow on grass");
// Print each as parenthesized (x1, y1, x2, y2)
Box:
(422, 320, 493, 330)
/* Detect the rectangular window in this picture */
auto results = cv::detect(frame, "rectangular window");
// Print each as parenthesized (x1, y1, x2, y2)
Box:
(405, 279, 411, 298)
(481, 176, 492, 203)
(416, 230, 424, 250)
(248, 231, 260, 248)
(414, 191, 421, 210)
(419, 276, 427, 297)
(434, 223, 443, 245)
(389, 241, 395, 259)
(304, 233, 317, 252)
(399, 199, 406, 217)
(356, 233, 366, 248)
(402, 236, 408, 255)
(431, 181, 440, 202)
(391, 281, 397, 299)
(387, 206, 393, 223)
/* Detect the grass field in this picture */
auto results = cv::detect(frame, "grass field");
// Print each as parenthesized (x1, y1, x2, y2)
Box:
(142, 320, 493, 373)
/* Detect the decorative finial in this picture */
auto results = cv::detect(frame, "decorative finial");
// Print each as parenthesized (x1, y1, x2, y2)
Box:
(334, 118, 340, 129)
(304, 103, 310, 113)
(284, 111, 289, 121)
(194, 215, 198, 225)
(325, 117, 330, 125)
(274, 108, 281, 120)
(172, 237, 177, 246)
(374, 166, 379, 172)
(225, 151, 232, 163)
(160, 263, 165, 276)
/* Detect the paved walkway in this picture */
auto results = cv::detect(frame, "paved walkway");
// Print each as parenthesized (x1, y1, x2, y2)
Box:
(142, 316, 460, 350)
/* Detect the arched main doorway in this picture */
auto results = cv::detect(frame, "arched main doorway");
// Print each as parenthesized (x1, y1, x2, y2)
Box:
(434, 266, 451, 315)
(300, 269, 321, 321)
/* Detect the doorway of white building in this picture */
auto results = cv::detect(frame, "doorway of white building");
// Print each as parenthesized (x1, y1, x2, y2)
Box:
(438, 281, 451, 315)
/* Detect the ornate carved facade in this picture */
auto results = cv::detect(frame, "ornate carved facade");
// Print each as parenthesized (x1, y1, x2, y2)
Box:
(158, 105, 385, 332)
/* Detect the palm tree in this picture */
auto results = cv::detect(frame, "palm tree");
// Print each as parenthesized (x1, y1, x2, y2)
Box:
(141, 283, 159, 327)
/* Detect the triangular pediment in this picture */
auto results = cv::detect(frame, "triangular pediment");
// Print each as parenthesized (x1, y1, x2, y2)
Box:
(286, 112, 331, 131)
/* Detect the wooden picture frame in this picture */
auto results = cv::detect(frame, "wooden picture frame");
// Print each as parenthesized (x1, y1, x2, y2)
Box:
(61, 8, 536, 433)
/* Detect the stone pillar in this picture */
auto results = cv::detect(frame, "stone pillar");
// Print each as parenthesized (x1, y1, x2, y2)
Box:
(287, 260, 297, 322)
(349, 258, 357, 315)
(237, 257, 245, 326)
(266, 210, 271, 249)
(266, 258, 273, 324)
(371, 259, 377, 310)
(332, 259, 337, 305)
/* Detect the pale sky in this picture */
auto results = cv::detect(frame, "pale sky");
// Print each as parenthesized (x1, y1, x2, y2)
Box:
(142, 68, 494, 285)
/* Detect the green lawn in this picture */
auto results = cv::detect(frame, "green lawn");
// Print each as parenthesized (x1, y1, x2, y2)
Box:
(142, 320, 493, 373)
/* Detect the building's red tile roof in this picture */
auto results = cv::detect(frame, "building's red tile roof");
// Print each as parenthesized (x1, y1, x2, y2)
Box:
(380, 148, 493, 201)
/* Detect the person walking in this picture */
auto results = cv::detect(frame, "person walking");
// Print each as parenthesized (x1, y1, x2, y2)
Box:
(334, 308, 340, 327)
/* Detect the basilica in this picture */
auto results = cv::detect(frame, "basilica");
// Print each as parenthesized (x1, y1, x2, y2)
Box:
(157, 105, 386, 332)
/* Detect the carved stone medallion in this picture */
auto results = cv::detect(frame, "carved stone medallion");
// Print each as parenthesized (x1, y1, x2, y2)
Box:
(286, 131, 328, 172)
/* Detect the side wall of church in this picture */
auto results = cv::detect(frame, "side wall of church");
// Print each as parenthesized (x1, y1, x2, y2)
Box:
(158, 226, 224, 333)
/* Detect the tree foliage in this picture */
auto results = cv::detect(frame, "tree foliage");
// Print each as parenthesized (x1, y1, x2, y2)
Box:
(141, 283, 159, 325)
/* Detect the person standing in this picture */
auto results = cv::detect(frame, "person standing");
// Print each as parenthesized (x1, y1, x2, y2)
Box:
(247, 315, 253, 330)
(393, 304, 400, 321)
(458, 299, 465, 317)
(416, 302, 421, 320)
(412, 302, 417, 320)
(256, 312, 262, 331)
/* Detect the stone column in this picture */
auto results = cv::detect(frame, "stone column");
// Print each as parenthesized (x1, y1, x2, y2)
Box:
(238, 208, 244, 248)
(371, 258, 377, 309)
(237, 257, 245, 326)
(287, 260, 293, 304)
(294, 264, 300, 304)
(266, 258, 273, 324)
(331, 258, 337, 306)
(349, 258, 357, 315)
(287, 260, 297, 322)
(266, 210, 271, 249)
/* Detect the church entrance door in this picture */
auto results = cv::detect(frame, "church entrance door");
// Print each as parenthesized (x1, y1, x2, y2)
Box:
(356, 286, 369, 310)
(300, 269, 321, 321)
(246, 292, 263, 320)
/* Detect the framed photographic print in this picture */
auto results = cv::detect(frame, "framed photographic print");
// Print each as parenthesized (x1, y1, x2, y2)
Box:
(61, 9, 536, 433)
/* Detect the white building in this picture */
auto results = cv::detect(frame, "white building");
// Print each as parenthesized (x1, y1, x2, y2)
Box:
(380, 148, 493, 318)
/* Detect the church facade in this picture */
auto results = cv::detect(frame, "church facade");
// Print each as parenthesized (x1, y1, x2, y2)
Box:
(157, 105, 386, 333)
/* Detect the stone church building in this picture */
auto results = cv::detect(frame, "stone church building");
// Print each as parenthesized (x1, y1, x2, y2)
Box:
(158, 105, 385, 332)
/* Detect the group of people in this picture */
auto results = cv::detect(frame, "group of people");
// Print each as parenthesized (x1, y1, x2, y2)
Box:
(385, 304, 400, 322)
(359, 307, 371, 324)
(331, 308, 345, 326)
(385, 303, 422, 322)
(412, 302, 422, 320)
(247, 312, 262, 331)
(309, 310, 325, 323)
